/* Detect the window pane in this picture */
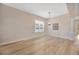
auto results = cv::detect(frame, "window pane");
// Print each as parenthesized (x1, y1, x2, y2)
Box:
(35, 20, 44, 32)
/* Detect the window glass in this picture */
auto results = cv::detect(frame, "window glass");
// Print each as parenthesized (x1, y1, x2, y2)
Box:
(35, 20, 44, 32)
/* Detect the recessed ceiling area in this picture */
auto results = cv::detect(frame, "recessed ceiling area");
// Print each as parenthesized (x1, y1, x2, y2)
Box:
(3, 3, 69, 18)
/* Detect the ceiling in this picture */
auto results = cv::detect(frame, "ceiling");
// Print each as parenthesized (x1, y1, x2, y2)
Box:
(3, 3, 69, 18)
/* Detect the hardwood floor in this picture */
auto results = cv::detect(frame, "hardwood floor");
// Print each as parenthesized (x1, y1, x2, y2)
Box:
(0, 36, 79, 55)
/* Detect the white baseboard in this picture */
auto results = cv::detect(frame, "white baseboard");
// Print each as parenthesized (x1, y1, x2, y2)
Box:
(0, 33, 74, 46)
(0, 34, 45, 46)
(48, 34, 74, 40)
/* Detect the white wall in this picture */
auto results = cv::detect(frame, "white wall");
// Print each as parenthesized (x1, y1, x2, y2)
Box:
(0, 4, 47, 45)
(48, 14, 74, 40)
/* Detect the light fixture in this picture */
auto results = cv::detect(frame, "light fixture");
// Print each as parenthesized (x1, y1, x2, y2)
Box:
(48, 9, 52, 26)
(48, 8, 54, 19)
(48, 9, 51, 19)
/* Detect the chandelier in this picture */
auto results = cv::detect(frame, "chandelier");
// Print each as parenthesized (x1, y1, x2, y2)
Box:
(48, 9, 53, 19)
(48, 9, 53, 26)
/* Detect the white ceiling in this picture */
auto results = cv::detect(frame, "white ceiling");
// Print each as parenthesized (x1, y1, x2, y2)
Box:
(3, 3, 69, 18)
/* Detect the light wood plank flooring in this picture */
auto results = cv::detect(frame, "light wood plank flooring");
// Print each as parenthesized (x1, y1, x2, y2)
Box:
(0, 36, 79, 55)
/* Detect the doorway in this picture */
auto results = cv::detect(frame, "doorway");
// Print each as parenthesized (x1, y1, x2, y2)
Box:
(74, 20, 79, 36)
(74, 20, 79, 41)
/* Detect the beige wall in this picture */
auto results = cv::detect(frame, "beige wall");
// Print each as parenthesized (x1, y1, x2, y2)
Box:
(48, 14, 74, 40)
(67, 3, 79, 17)
(0, 3, 76, 45)
(0, 4, 47, 44)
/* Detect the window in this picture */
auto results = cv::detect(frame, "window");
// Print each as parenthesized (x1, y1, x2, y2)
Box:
(35, 20, 44, 32)
(52, 23, 59, 30)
